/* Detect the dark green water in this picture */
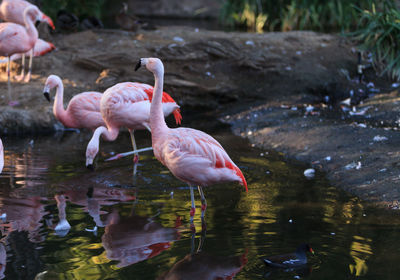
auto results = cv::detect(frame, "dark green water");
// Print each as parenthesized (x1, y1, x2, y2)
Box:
(0, 127, 399, 279)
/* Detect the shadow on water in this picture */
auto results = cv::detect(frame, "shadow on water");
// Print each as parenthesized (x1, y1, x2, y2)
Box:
(0, 124, 399, 279)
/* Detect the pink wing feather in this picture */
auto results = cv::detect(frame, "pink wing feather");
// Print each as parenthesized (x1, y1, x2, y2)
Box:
(157, 128, 247, 190)
(104, 83, 182, 125)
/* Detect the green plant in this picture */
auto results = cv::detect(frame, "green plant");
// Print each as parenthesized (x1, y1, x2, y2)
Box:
(220, 0, 397, 32)
(351, 3, 400, 80)
(39, 0, 105, 20)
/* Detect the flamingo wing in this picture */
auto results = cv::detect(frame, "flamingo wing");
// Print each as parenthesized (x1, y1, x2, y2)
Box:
(143, 86, 182, 125)
(0, 23, 20, 42)
(157, 128, 247, 189)
(69, 92, 102, 112)
(67, 92, 104, 129)
(0, 0, 31, 24)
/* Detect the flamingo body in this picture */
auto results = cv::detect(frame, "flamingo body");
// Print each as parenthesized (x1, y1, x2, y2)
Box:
(101, 82, 181, 130)
(141, 58, 246, 189)
(1, 38, 55, 62)
(154, 127, 246, 188)
(0, 0, 55, 29)
(136, 57, 247, 223)
(44, 75, 104, 130)
(61, 91, 104, 129)
(85, 82, 181, 166)
(0, 20, 36, 56)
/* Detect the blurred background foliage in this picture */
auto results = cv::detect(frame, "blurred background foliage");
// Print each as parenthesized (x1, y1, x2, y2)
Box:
(39, 0, 105, 20)
(220, 0, 397, 32)
(220, 0, 400, 79)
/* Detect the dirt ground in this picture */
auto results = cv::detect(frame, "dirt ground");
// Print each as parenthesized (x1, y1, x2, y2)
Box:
(0, 26, 398, 206)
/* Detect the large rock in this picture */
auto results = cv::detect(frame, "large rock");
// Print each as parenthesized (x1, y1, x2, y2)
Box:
(0, 27, 357, 134)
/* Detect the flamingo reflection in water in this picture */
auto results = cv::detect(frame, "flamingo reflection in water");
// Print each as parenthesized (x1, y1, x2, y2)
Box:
(158, 227, 248, 280)
(0, 196, 48, 242)
(56, 186, 136, 232)
(101, 208, 181, 267)
(0, 195, 49, 279)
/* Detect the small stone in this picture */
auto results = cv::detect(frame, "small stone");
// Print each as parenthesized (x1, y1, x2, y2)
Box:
(173, 36, 184, 42)
(304, 168, 315, 178)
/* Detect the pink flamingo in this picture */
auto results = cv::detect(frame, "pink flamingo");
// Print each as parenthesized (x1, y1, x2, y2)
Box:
(43, 75, 105, 130)
(0, 38, 55, 63)
(135, 58, 247, 224)
(0, 0, 55, 83)
(0, 0, 55, 28)
(0, 6, 38, 102)
(85, 82, 182, 169)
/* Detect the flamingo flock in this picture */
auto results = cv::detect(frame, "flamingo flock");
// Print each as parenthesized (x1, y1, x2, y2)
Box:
(0, 2, 247, 222)
(0, 0, 55, 104)
(0, 2, 249, 276)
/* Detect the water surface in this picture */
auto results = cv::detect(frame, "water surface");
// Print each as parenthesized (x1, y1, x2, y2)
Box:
(0, 128, 399, 279)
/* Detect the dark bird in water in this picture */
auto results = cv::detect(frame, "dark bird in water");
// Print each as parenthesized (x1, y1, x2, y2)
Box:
(56, 10, 79, 32)
(115, 2, 142, 31)
(263, 244, 314, 268)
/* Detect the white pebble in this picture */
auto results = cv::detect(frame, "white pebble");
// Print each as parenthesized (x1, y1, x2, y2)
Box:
(173, 36, 184, 42)
(304, 168, 315, 178)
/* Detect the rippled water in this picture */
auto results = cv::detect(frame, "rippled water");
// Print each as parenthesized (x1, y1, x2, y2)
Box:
(0, 127, 400, 280)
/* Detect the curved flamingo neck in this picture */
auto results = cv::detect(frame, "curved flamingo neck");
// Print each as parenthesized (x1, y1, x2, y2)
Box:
(150, 64, 168, 137)
(94, 126, 119, 142)
(52, 78, 74, 127)
(23, 7, 38, 46)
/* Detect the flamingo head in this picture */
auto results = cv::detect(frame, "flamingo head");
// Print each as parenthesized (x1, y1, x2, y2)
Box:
(24, 6, 41, 23)
(86, 139, 99, 169)
(135, 58, 164, 76)
(43, 75, 62, 102)
(41, 14, 56, 30)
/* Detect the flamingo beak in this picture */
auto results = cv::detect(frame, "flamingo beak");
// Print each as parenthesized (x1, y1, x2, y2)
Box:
(87, 164, 94, 171)
(135, 59, 141, 71)
(43, 92, 50, 102)
(86, 187, 94, 198)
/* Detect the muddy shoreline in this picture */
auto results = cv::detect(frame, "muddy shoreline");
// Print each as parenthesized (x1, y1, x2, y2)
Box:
(0, 26, 398, 206)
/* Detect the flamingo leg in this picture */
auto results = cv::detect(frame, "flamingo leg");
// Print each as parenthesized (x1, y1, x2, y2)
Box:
(24, 49, 33, 82)
(104, 126, 153, 161)
(6, 56, 11, 102)
(129, 129, 139, 176)
(15, 53, 25, 81)
(105, 147, 153, 161)
(189, 186, 196, 227)
(129, 129, 138, 162)
(198, 186, 207, 220)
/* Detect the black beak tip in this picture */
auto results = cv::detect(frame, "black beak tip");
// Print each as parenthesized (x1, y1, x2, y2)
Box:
(86, 164, 94, 171)
(134, 59, 141, 71)
(43, 92, 50, 102)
